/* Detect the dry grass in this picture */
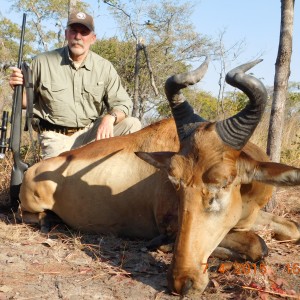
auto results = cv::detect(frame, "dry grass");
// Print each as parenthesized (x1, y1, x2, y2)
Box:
(0, 132, 39, 208)
(251, 114, 300, 167)
(0, 216, 135, 276)
(0, 153, 13, 207)
(0, 216, 40, 243)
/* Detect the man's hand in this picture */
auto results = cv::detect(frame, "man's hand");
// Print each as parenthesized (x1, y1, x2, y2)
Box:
(96, 110, 126, 140)
(9, 67, 28, 108)
(9, 67, 24, 89)
(96, 114, 115, 140)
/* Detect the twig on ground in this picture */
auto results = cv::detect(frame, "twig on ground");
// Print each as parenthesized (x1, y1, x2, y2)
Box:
(243, 285, 300, 299)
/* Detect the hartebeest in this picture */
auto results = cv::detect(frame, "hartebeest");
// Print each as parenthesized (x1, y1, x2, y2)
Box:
(19, 58, 300, 295)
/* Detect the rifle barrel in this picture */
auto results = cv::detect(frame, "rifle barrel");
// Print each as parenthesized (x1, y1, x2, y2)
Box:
(9, 13, 26, 150)
(17, 13, 26, 69)
(9, 13, 28, 210)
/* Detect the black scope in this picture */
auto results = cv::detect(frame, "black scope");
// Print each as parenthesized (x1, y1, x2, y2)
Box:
(0, 111, 9, 159)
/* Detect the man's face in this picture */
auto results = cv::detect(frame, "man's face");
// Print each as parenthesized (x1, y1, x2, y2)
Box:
(65, 24, 96, 60)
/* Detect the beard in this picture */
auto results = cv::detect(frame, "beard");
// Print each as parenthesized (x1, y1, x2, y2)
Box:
(69, 40, 86, 57)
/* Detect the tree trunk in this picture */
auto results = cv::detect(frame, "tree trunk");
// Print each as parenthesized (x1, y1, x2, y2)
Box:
(68, 0, 77, 15)
(132, 41, 143, 118)
(142, 45, 159, 97)
(265, 0, 294, 211)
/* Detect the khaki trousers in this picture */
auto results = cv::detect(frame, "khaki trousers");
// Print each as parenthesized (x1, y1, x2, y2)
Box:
(40, 117, 141, 159)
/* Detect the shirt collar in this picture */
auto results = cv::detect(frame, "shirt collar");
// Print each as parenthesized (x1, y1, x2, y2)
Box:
(63, 46, 92, 70)
(82, 51, 92, 70)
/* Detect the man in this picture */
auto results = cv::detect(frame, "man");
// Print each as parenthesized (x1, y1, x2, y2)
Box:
(9, 11, 141, 159)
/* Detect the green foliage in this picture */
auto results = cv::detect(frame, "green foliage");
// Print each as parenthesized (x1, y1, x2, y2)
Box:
(10, 0, 88, 21)
(189, 90, 218, 120)
(6, 0, 89, 52)
(281, 133, 300, 165)
(288, 92, 300, 106)
(91, 36, 189, 108)
(91, 38, 136, 89)
(157, 89, 218, 120)
(0, 17, 20, 62)
(146, 1, 214, 60)
(286, 93, 300, 118)
(234, 92, 249, 111)
(215, 91, 251, 119)
(0, 16, 36, 64)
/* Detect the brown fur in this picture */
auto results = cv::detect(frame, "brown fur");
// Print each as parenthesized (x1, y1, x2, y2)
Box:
(19, 118, 300, 295)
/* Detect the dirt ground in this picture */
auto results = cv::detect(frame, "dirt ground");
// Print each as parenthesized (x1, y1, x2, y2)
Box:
(0, 187, 299, 300)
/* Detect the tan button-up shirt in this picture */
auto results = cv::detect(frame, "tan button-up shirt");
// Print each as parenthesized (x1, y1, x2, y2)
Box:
(31, 46, 132, 127)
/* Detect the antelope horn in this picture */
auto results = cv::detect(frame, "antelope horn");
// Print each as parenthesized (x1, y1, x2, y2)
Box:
(165, 57, 209, 140)
(216, 59, 267, 150)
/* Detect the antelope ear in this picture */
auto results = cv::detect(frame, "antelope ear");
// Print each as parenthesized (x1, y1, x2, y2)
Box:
(252, 162, 300, 186)
(135, 152, 176, 169)
(238, 154, 300, 186)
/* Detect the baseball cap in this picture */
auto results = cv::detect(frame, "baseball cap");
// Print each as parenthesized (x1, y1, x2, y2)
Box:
(67, 11, 94, 32)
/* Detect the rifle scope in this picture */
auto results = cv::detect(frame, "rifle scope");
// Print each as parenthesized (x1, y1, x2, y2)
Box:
(0, 111, 9, 159)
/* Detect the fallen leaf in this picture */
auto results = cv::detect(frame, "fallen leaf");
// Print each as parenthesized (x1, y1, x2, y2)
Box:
(211, 279, 219, 288)
(270, 283, 285, 294)
(42, 238, 57, 247)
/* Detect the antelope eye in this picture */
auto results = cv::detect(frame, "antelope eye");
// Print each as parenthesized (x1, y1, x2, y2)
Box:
(221, 180, 229, 189)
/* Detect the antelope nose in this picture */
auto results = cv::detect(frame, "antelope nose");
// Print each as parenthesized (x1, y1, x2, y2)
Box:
(168, 270, 209, 295)
(180, 278, 193, 295)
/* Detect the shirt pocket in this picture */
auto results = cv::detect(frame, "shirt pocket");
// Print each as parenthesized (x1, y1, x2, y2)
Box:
(39, 82, 68, 102)
(38, 82, 69, 114)
(82, 84, 105, 114)
(83, 84, 104, 102)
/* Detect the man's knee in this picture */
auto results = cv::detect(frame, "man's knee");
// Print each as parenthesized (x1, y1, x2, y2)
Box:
(114, 117, 142, 136)
(126, 117, 142, 133)
(40, 131, 73, 159)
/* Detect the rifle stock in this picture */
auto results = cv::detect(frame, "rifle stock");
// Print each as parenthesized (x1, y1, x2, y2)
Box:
(9, 13, 29, 210)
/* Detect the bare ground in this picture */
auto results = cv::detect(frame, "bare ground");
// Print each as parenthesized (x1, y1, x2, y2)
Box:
(0, 187, 299, 300)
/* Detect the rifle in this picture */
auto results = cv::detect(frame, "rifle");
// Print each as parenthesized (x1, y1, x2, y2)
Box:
(8, 13, 29, 209)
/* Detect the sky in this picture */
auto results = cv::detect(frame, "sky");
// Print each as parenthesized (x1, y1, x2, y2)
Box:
(1, 0, 299, 96)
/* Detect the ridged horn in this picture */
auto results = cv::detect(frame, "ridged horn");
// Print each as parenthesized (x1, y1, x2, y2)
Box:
(216, 59, 267, 150)
(165, 57, 209, 140)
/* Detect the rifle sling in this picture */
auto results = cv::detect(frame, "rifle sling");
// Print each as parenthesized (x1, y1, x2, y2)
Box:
(22, 62, 39, 163)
